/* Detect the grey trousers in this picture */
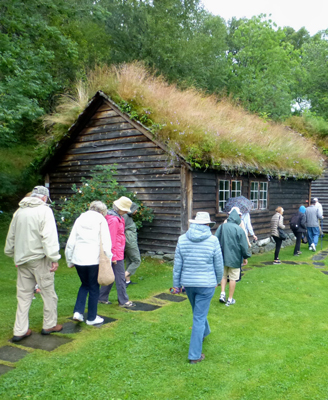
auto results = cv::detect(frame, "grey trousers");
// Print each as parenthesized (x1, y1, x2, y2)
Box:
(125, 244, 141, 276)
(15, 257, 58, 336)
(99, 259, 129, 305)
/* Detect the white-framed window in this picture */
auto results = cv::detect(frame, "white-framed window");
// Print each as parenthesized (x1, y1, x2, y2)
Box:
(218, 180, 230, 212)
(250, 181, 268, 209)
(218, 179, 242, 212)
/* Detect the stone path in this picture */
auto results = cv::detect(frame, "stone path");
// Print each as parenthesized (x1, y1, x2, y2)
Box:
(242, 249, 328, 277)
(0, 292, 187, 376)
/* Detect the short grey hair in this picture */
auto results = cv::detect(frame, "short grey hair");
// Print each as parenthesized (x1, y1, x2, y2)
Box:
(89, 201, 107, 216)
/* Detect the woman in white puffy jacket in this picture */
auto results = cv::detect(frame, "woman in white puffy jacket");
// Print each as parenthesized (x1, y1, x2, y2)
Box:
(65, 201, 112, 326)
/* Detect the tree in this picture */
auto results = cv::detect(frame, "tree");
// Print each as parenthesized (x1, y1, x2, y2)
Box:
(0, 0, 111, 146)
(226, 15, 303, 120)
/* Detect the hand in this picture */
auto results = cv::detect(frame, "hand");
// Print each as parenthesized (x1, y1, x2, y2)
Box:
(242, 259, 248, 266)
(50, 262, 59, 272)
(112, 260, 117, 265)
(253, 235, 258, 241)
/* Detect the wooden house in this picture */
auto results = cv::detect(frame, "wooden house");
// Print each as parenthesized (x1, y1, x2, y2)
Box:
(43, 91, 313, 254)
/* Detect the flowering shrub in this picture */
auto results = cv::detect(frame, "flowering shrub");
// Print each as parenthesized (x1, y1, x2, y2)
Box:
(54, 165, 154, 241)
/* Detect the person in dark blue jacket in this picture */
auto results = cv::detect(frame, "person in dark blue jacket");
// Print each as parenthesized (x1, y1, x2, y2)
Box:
(173, 212, 223, 364)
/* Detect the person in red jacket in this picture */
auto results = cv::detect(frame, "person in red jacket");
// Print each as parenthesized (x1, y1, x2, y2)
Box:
(98, 196, 136, 308)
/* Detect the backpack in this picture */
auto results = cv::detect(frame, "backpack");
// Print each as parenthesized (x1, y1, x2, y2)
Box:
(290, 213, 300, 231)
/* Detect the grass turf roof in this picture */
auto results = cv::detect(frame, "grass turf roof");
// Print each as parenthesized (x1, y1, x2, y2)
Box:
(43, 62, 324, 178)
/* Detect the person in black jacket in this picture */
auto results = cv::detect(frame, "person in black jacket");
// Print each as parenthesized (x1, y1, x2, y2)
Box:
(291, 206, 307, 256)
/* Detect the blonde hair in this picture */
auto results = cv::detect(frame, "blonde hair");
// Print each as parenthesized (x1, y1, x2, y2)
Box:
(275, 206, 284, 214)
(89, 201, 107, 216)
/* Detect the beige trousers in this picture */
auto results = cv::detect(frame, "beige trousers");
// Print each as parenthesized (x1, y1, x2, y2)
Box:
(14, 257, 58, 336)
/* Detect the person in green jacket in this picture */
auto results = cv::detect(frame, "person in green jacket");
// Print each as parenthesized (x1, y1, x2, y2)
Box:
(215, 209, 251, 306)
(123, 202, 141, 286)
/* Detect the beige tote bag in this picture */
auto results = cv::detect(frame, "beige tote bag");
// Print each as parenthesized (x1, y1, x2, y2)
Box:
(98, 229, 115, 286)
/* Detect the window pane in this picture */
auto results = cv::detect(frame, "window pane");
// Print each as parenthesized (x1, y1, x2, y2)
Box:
(218, 180, 230, 212)
(259, 182, 268, 209)
(231, 180, 241, 197)
(250, 181, 259, 209)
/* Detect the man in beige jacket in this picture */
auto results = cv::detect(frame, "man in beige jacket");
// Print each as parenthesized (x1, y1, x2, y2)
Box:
(4, 186, 62, 342)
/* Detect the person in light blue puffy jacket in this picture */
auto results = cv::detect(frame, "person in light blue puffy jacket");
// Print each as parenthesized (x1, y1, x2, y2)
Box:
(173, 212, 223, 364)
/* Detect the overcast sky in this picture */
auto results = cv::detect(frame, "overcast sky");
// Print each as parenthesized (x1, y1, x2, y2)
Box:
(201, 0, 328, 36)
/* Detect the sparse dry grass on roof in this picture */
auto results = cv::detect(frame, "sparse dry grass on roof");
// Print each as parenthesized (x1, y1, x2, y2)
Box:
(44, 62, 323, 177)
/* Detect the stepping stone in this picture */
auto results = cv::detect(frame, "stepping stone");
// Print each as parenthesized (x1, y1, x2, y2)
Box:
(68, 314, 117, 328)
(314, 266, 325, 269)
(0, 346, 29, 363)
(0, 364, 14, 376)
(261, 262, 273, 265)
(241, 267, 252, 271)
(254, 264, 267, 267)
(9, 332, 73, 352)
(298, 262, 310, 265)
(61, 321, 83, 334)
(321, 271, 328, 275)
(126, 301, 161, 312)
(281, 261, 298, 265)
(313, 262, 325, 266)
(154, 293, 187, 303)
(313, 256, 326, 261)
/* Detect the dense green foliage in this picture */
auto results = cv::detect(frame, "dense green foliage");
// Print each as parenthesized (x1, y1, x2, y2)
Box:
(0, 0, 110, 146)
(55, 165, 154, 242)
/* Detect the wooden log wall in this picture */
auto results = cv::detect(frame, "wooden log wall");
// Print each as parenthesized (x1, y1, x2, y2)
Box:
(48, 99, 185, 253)
(311, 167, 328, 232)
(191, 171, 311, 239)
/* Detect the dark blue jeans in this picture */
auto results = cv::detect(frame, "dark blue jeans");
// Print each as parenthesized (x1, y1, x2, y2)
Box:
(185, 286, 216, 361)
(74, 264, 99, 321)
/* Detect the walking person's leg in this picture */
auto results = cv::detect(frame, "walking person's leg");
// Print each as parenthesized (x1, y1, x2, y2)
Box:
(307, 228, 314, 248)
(114, 260, 129, 305)
(14, 264, 36, 336)
(273, 236, 282, 261)
(125, 245, 141, 278)
(294, 232, 302, 254)
(99, 281, 114, 302)
(34, 257, 58, 330)
(313, 227, 320, 248)
(86, 265, 100, 321)
(186, 287, 215, 362)
(74, 265, 90, 316)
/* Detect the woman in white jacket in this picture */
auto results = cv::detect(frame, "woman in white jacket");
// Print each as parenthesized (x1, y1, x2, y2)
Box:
(65, 201, 112, 325)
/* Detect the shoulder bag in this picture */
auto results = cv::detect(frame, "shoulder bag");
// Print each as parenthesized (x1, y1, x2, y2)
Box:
(278, 216, 288, 240)
(98, 227, 115, 286)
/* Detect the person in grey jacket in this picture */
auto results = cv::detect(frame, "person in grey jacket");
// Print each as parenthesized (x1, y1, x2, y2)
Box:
(173, 212, 223, 364)
(306, 198, 323, 252)
(123, 202, 141, 286)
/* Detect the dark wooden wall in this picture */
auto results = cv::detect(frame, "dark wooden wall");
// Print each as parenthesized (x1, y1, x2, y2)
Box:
(311, 166, 327, 232)
(191, 171, 311, 238)
(48, 99, 186, 253)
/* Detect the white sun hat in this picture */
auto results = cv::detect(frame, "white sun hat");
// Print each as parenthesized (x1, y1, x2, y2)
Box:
(189, 212, 216, 228)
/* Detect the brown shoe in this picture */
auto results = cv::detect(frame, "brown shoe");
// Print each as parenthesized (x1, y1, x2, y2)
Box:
(41, 324, 63, 335)
(12, 329, 32, 342)
(189, 353, 205, 364)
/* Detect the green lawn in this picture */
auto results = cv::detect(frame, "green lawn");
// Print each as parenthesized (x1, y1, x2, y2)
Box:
(1, 217, 328, 400)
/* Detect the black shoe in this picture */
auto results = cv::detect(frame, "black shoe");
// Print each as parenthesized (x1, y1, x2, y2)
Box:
(12, 329, 32, 342)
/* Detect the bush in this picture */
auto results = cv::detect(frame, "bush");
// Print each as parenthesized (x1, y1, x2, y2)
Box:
(54, 165, 154, 242)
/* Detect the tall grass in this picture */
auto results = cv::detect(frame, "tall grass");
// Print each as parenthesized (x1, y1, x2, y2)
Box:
(44, 62, 323, 178)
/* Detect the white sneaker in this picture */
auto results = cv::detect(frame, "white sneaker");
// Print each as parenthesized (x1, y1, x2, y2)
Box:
(219, 293, 226, 303)
(312, 244, 316, 252)
(309, 244, 313, 251)
(73, 312, 84, 322)
(86, 315, 104, 325)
